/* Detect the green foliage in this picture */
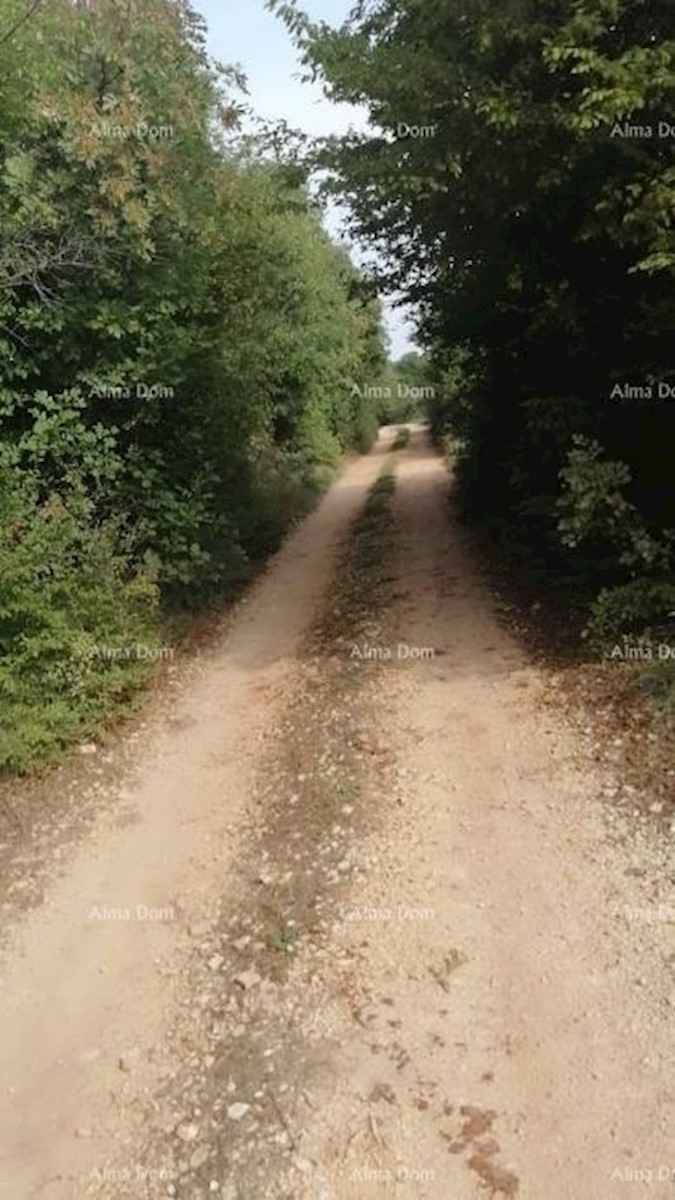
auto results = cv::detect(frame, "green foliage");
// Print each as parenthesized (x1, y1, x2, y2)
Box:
(0, 481, 159, 772)
(584, 579, 675, 652)
(280, 0, 675, 647)
(376, 353, 432, 424)
(363, 468, 396, 515)
(634, 659, 675, 718)
(0, 0, 387, 771)
(558, 437, 672, 573)
(269, 925, 298, 952)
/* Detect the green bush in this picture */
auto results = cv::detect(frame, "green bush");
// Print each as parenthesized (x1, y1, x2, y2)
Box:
(392, 427, 410, 451)
(0, 481, 160, 772)
(352, 403, 379, 453)
(584, 579, 675, 653)
(634, 660, 675, 719)
(557, 438, 670, 574)
(0, 0, 387, 770)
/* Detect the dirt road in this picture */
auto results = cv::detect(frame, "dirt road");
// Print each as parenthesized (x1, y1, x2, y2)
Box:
(0, 427, 672, 1200)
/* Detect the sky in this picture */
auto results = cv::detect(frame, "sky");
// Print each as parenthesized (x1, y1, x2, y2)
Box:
(191, 0, 417, 358)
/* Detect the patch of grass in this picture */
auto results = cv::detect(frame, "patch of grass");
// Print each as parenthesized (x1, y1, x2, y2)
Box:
(392, 427, 410, 451)
(268, 925, 298, 953)
(333, 669, 365, 691)
(364, 467, 396, 514)
(313, 462, 397, 653)
(336, 779, 361, 802)
(347, 467, 396, 575)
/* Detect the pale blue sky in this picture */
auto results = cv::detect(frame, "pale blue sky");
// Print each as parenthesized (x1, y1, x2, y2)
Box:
(192, 0, 416, 357)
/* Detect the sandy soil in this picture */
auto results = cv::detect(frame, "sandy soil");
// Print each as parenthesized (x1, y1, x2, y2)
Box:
(0, 427, 673, 1200)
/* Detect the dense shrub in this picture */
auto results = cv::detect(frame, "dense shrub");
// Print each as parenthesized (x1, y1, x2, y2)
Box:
(0, 0, 388, 771)
(0, 480, 159, 771)
(584, 580, 675, 654)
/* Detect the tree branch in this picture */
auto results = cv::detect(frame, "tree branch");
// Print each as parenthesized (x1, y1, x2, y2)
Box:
(0, 0, 44, 49)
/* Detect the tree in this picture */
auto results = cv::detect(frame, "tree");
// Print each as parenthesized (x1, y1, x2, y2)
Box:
(0, 0, 388, 770)
(273, 0, 675, 641)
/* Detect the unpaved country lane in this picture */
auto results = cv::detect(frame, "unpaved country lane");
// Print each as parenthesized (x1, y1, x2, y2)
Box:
(0, 432, 397, 1200)
(390, 431, 673, 1200)
(220, 426, 672, 1200)
(3, 426, 672, 1200)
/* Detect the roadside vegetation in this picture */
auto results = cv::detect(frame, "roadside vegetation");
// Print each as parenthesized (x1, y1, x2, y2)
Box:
(276, 0, 675, 722)
(392, 428, 410, 452)
(0, 0, 389, 772)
